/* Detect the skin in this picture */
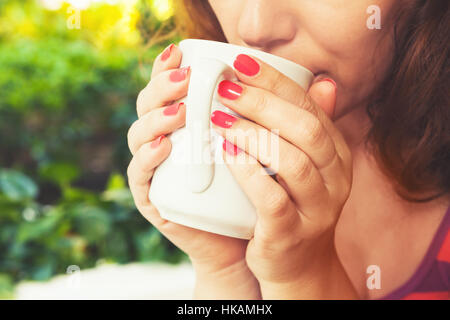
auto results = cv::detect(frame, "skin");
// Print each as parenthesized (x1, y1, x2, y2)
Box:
(127, 0, 449, 299)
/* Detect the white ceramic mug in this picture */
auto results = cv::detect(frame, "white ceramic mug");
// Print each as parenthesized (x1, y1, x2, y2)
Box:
(149, 39, 313, 239)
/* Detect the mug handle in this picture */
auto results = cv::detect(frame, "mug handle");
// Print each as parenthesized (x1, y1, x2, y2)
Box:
(185, 57, 234, 193)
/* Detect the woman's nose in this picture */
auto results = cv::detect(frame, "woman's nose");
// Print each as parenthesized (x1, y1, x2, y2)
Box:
(238, 0, 297, 49)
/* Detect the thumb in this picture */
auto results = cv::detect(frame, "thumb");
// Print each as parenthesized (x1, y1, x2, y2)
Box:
(308, 78, 337, 119)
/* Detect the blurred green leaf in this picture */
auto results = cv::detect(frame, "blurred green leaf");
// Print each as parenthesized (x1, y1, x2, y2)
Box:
(106, 172, 126, 190)
(0, 169, 38, 201)
(104, 230, 129, 263)
(16, 208, 62, 243)
(38, 162, 80, 186)
(71, 205, 112, 242)
(136, 228, 163, 261)
(62, 187, 98, 202)
(31, 262, 54, 281)
(102, 188, 134, 207)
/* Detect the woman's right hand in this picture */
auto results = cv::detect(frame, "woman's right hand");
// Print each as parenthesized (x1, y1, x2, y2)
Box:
(126, 44, 261, 299)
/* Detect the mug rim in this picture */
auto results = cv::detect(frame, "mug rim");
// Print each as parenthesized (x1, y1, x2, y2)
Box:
(179, 38, 314, 79)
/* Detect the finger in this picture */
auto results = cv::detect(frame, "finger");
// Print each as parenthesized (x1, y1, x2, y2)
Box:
(127, 135, 170, 213)
(216, 81, 339, 178)
(127, 135, 228, 249)
(221, 142, 300, 237)
(128, 102, 186, 155)
(137, 66, 190, 117)
(231, 54, 348, 161)
(308, 79, 337, 119)
(212, 111, 329, 216)
(232, 54, 308, 107)
(151, 43, 183, 79)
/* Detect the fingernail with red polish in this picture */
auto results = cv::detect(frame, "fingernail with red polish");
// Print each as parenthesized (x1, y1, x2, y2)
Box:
(163, 102, 183, 116)
(170, 66, 190, 82)
(322, 78, 337, 90)
(161, 44, 174, 62)
(211, 110, 237, 128)
(218, 80, 242, 100)
(233, 54, 260, 77)
(151, 135, 165, 149)
(222, 140, 242, 156)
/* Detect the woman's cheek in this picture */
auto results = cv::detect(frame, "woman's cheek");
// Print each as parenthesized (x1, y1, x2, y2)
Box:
(316, 18, 396, 116)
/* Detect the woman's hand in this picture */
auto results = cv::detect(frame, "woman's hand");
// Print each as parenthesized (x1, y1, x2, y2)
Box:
(127, 45, 260, 299)
(213, 54, 357, 299)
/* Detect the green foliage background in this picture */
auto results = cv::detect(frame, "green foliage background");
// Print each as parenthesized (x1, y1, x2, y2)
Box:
(0, 0, 186, 298)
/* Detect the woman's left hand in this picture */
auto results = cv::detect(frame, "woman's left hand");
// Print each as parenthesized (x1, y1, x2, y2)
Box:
(212, 54, 355, 299)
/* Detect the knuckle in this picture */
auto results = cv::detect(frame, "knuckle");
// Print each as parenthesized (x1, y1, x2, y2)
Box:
(136, 145, 156, 174)
(136, 86, 146, 102)
(172, 81, 188, 97)
(127, 120, 137, 141)
(264, 188, 290, 216)
(136, 86, 148, 112)
(298, 94, 316, 115)
(251, 239, 277, 260)
(151, 61, 162, 77)
(253, 89, 270, 114)
(127, 120, 139, 153)
(268, 70, 287, 94)
(240, 162, 260, 182)
(338, 161, 352, 198)
(126, 159, 136, 184)
(303, 117, 327, 147)
(287, 153, 313, 182)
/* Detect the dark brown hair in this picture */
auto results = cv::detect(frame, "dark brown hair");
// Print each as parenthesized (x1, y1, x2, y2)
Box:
(174, 0, 450, 202)
(367, 0, 450, 202)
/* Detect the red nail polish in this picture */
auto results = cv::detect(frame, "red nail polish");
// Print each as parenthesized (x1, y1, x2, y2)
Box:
(163, 102, 183, 116)
(218, 80, 242, 100)
(151, 135, 165, 148)
(233, 54, 260, 77)
(322, 78, 337, 89)
(222, 140, 242, 156)
(211, 110, 237, 128)
(161, 44, 174, 62)
(170, 66, 190, 82)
